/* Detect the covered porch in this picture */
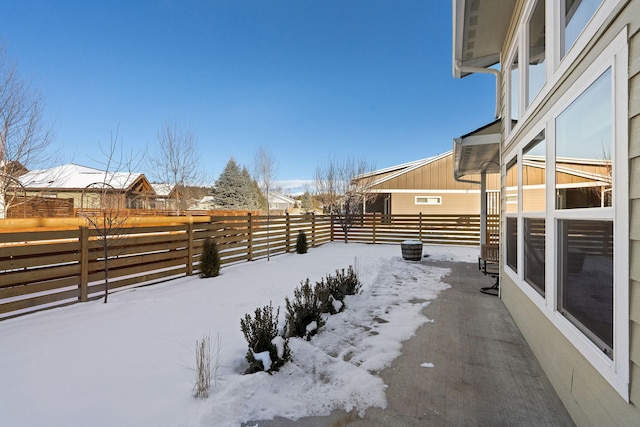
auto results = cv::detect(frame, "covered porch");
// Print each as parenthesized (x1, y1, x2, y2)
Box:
(453, 119, 502, 281)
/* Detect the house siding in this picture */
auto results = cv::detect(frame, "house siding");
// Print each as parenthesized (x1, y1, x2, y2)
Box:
(629, 0, 640, 414)
(369, 154, 500, 191)
(499, 0, 640, 425)
(391, 192, 483, 215)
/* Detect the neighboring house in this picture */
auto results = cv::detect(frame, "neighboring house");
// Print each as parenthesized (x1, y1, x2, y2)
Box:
(357, 151, 500, 215)
(150, 183, 179, 211)
(195, 195, 216, 210)
(452, 0, 639, 424)
(17, 164, 156, 211)
(268, 192, 297, 212)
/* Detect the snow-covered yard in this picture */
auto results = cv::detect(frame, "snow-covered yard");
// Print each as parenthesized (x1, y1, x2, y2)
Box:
(0, 243, 477, 427)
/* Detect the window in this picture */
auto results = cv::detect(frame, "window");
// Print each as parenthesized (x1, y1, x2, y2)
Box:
(555, 68, 611, 210)
(505, 158, 518, 214)
(527, 0, 546, 106)
(415, 196, 441, 205)
(502, 17, 628, 401)
(510, 51, 520, 124)
(505, 158, 518, 273)
(522, 131, 546, 295)
(558, 219, 613, 357)
(562, 0, 603, 58)
(523, 132, 546, 212)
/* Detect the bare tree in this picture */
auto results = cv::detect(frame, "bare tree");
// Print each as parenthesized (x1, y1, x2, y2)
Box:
(149, 121, 202, 214)
(315, 157, 376, 243)
(253, 146, 278, 260)
(0, 47, 55, 218)
(80, 129, 143, 303)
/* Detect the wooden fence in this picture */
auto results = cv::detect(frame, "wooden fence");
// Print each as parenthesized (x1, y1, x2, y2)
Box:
(0, 213, 480, 320)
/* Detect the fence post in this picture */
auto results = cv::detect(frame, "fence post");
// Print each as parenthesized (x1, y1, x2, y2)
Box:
(372, 213, 376, 244)
(311, 213, 316, 247)
(285, 212, 291, 252)
(247, 212, 253, 261)
(419, 212, 423, 242)
(330, 214, 334, 242)
(79, 226, 88, 302)
(186, 221, 194, 276)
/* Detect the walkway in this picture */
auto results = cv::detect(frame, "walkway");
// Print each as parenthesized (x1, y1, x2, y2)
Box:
(248, 261, 575, 426)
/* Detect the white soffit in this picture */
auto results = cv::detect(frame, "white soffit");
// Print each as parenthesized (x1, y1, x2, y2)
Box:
(453, 120, 502, 178)
(453, 0, 516, 77)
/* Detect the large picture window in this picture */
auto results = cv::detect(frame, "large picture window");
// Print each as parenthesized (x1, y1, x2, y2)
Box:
(510, 51, 520, 125)
(527, 0, 546, 106)
(558, 219, 613, 357)
(555, 68, 611, 210)
(502, 18, 628, 400)
(562, 0, 604, 58)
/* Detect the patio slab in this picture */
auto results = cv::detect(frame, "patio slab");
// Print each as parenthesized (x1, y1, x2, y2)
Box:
(247, 260, 575, 427)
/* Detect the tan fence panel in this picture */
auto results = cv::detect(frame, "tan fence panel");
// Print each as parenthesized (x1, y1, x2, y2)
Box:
(0, 213, 480, 320)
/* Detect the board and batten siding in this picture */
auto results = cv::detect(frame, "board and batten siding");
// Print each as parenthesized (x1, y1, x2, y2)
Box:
(498, 1, 640, 425)
(390, 192, 482, 215)
(368, 154, 500, 191)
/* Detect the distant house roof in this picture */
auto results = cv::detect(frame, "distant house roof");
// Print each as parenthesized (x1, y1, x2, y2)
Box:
(151, 183, 174, 197)
(268, 193, 296, 205)
(18, 164, 151, 192)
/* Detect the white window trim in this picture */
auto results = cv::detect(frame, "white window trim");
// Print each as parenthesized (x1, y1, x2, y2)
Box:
(505, 0, 618, 146)
(504, 28, 629, 400)
(414, 196, 442, 205)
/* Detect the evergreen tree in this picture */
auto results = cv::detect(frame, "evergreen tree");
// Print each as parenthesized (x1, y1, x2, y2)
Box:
(212, 158, 251, 209)
(301, 191, 313, 212)
(242, 167, 266, 210)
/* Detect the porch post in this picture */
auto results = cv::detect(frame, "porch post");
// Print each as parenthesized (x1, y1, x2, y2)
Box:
(480, 172, 487, 247)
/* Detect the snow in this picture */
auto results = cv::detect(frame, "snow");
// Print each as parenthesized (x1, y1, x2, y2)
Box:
(253, 351, 272, 372)
(421, 362, 435, 368)
(305, 320, 318, 334)
(0, 243, 477, 427)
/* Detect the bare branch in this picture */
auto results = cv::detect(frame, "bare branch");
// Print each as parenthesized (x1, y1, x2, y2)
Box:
(148, 121, 202, 214)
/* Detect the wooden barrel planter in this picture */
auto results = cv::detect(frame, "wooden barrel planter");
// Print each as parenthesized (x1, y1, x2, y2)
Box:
(401, 240, 423, 261)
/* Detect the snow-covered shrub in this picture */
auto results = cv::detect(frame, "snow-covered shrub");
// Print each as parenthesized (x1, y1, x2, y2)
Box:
(324, 265, 362, 305)
(199, 237, 220, 278)
(285, 279, 325, 340)
(240, 302, 290, 374)
(295, 230, 308, 254)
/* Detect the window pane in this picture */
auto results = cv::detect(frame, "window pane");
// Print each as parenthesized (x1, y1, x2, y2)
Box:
(524, 218, 545, 295)
(506, 217, 518, 272)
(506, 158, 518, 214)
(528, 0, 545, 105)
(563, 0, 603, 57)
(523, 131, 546, 212)
(555, 68, 611, 209)
(558, 219, 613, 357)
(510, 52, 520, 123)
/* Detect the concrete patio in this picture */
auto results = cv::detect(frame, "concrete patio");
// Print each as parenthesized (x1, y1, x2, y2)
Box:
(249, 260, 575, 426)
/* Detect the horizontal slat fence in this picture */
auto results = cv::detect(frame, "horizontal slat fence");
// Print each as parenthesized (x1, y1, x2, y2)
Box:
(0, 213, 480, 319)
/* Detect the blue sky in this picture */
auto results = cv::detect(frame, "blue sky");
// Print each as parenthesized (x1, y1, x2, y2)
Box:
(2, 0, 496, 192)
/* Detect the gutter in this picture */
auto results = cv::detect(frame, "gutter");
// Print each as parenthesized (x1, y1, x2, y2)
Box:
(454, 60, 502, 119)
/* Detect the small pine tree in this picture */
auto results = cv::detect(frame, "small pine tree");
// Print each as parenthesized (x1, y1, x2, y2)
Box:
(240, 302, 290, 374)
(285, 279, 325, 340)
(296, 230, 308, 254)
(199, 237, 221, 278)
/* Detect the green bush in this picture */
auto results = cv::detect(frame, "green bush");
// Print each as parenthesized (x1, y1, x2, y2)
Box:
(285, 279, 325, 340)
(295, 230, 308, 254)
(240, 302, 290, 374)
(324, 265, 362, 304)
(199, 237, 221, 278)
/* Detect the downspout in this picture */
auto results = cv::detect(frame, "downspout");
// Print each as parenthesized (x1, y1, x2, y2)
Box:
(454, 60, 502, 119)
